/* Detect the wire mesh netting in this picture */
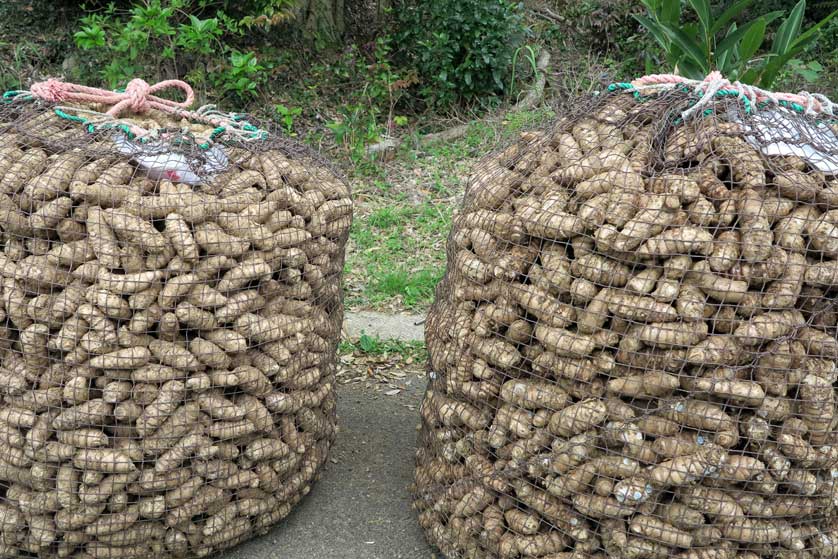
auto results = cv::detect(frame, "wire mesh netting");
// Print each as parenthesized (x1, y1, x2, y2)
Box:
(0, 94, 351, 558)
(414, 85, 838, 559)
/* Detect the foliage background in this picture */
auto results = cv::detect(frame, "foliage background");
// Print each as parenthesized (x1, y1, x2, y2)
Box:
(2, 0, 835, 143)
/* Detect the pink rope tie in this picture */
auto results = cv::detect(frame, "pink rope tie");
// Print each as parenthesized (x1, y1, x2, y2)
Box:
(29, 78, 195, 118)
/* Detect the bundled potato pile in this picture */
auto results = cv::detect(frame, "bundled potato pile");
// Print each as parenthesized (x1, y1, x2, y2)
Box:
(0, 104, 351, 558)
(414, 89, 838, 559)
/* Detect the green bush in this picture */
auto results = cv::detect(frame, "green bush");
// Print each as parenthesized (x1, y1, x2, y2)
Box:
(396, 0, 528, 107)
(72, 0, 274, 103)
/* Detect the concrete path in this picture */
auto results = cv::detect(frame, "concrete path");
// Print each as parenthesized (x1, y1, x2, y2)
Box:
(220, 379, 437, 559)
(343, 311, 426, 342)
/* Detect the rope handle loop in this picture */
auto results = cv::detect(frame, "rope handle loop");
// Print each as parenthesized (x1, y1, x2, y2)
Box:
(30, 78, 195, 118)
(14, 78, 268, 145)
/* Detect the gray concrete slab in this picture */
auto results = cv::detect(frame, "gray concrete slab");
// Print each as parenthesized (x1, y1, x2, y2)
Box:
(343, 311, 426, 342)
(219, 380, 437, 559)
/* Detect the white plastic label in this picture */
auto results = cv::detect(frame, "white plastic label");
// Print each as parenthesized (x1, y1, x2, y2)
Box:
(740, 108, 838, 175)
(113, 134, 229, 185)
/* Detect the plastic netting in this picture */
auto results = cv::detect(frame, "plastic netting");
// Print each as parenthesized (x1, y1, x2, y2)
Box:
(0, 92, 351, 558)
(414, 84, 838, 559)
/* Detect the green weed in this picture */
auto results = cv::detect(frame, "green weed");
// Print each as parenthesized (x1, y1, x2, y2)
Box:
(339, 333, 427, 361)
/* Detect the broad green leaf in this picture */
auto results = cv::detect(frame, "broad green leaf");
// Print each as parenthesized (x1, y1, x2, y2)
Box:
(716, 22, 737, 73)
(634, 14, 672, 51)
(716, 19, 764, 62)
(739, 67, 761, 85)
(661, 0, 681, 25)
(688, 0, 711, 38)
(716, 12, 782, 58)
(639, 0, 660, 13)
(772, 0, 806, 55)
(710, 0, 755, 35)
(662, 26, 710, 73)
(677, 57, 706, 80)
(739, 19, 766, 64)
(794, 60, 822, 81)
(759, 8, 833, 88)
(758, 50, 801, 87)
(760, 7, 838, 85)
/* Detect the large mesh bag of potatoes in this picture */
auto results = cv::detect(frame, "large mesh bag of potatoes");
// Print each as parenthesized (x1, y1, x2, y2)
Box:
(0, 78, 351, 558)
(414, 71, 838, 559)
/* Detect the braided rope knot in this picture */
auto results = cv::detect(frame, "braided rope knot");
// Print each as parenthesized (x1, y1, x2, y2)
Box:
(28, 78, 195, 118)
(29, 79, 67, 103)
(123, 79, 153, 114)
(17, 77, 267, 144)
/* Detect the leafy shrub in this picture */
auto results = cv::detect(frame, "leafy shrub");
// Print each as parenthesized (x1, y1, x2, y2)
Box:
(396, 0, 528, 107)
(73, 0, 271, 103)
(535, 0, 657, 81)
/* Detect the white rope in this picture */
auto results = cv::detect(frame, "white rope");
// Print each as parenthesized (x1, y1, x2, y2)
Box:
(681, 77, 728, 120)
(813, 93, 837, 117)
(627, 73, 838, 122)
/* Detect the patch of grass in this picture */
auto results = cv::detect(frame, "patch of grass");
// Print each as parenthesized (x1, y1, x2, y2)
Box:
(343, 200, 452, 310)
(502, 107, 556, 135)
(342, 105, 557, 313)
(372, 268, 441, 308)
(339, 333, 427, 361)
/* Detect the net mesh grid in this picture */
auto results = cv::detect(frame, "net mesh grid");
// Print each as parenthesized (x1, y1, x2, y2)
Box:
(414, 86, 838, 559)
(0, 97, 352, 558)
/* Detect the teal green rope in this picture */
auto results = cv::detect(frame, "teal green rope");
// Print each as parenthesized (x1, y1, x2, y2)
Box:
(118, 123, 136, 140)
(54, 108, 87, 124)
(715, 89, 752, 113)
(2, 90, 31, 103)
(606, 82, 760, 121)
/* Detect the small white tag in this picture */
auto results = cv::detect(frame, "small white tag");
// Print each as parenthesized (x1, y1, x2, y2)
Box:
(112, 134, 229, 185)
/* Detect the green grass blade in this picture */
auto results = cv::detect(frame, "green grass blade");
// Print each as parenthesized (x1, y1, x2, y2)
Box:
(661, 26, 710, 73)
